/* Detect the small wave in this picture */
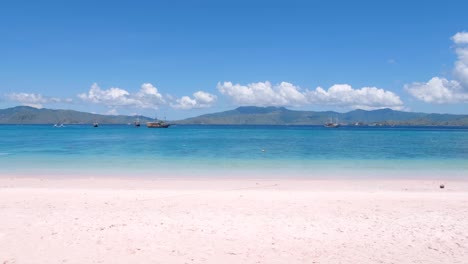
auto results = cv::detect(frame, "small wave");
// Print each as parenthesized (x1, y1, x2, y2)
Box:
(0, 153, 10, 156)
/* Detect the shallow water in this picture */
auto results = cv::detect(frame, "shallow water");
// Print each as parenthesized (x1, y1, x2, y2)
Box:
(0, 125, 467, 178)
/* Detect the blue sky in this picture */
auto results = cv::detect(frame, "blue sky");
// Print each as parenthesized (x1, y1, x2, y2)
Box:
(1, 0, 467, 119)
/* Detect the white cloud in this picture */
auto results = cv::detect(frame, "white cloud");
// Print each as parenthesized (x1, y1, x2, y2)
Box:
(405, 77, 468, 103)
(306, 84, 404, 110)
(454, 45, 468, 87)
(452, 32, 468, 44)
(78, 83, 130, 105)
(171, 96, 197, 110)
(406, 31, 468, 103)
(6, 92, 71, 108)
(194, 91, 217, 105)
(78, 83, 165, 109)
(105, 109, 119, 115)
(135, 83, 166, 107)
(218, 81, 403, 110)
(217, 81, 307, 106)
(171, 91, 217, 110)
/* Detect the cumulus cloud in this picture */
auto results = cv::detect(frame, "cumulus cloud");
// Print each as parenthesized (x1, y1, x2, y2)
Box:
(217, 81, 307, 106)
(452, 32, 468, 44)
(105, 109, 119, 115)
(405, 77, 467, 103)
(405, 31, 468, 103)
(6, 93, 70, 108)
(78, 83, 165, 109)
(306, 84, 404, 110)
(453, 42, 468, 87)
(218, 81, 403, 110)
(171, 91, 217, 110)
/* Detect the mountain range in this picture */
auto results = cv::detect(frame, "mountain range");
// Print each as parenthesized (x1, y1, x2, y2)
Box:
(175, 106, 468, 126)
(1, 106, 468, 126)
(0, 106, 153, 124)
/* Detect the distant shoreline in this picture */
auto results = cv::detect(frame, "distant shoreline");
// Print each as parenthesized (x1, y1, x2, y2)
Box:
(2, 106, 468, 126)
(2, 123, 468, 128)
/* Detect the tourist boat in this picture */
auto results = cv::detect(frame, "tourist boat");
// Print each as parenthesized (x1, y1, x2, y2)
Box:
(324, 117, 340, 128)
(93, 121, 99, 127)
(147, 113, 170, 128)
(146, 120, 170, 128)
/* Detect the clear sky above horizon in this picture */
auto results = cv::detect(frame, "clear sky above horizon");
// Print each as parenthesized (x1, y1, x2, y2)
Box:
(1, 0, 467, 119)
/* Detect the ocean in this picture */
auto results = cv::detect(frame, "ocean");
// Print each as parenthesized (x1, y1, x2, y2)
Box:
(0, 124, 467, 178)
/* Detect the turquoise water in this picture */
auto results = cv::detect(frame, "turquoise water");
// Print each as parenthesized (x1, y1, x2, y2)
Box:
(0, 125, 467, 178)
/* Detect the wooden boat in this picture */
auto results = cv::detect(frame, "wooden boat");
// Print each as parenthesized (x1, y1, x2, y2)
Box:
(147, 113, 170, 128)
(324, 117, 340, 128)
(146, 120, 170, 128)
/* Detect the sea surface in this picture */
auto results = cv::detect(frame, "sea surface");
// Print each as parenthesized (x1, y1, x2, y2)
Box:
(0, 124, 467, 178)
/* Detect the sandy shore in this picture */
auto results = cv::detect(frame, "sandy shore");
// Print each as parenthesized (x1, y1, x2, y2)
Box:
(1, 176, 468, 264)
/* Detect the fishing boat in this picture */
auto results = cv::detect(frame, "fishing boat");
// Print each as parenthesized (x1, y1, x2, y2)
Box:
(324, 117, 340, 128)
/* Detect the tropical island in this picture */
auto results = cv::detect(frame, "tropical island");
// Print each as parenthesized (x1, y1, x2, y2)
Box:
(1, 105, 468, 126)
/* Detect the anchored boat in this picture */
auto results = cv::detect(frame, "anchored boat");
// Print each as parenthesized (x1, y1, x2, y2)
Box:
(324, 117, 340, 128)
(147, 113, 171, 128)
(134, 117, 141, 127)
(146, 120, 170, 128)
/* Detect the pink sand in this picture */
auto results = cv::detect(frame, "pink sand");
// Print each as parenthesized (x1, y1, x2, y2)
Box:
(1, 176, 468, 263)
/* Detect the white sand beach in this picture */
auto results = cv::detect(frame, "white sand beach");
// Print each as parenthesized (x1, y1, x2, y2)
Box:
(1, 176, 468, 264)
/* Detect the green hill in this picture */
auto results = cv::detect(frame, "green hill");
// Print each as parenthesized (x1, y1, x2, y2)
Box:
(175, 106, 468, 126)
(0, 106, 152, 124)
(1, 106, 467, 126)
